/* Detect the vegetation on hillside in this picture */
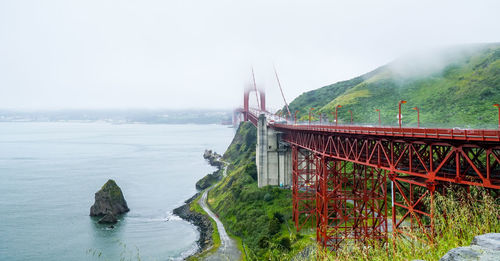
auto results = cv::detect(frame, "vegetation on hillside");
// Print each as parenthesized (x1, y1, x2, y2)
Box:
(288, 43, 500, 128)
(207, 122, 313, 260)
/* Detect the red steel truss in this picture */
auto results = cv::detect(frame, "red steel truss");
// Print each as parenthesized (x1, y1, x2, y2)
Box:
(292, 146, 318, 232)
(282, 128, 500, 246)
(241, 106, 500, 249)
(315, 157, 387, 248)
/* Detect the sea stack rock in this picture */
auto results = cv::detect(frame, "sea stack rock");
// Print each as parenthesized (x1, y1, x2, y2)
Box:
(90, 179, 129, 224)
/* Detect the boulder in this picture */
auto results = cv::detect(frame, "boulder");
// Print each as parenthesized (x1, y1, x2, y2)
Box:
(471, 233, 500, 251)
(439, 233, 500, 261)
(439, 246, 485, 261)
(90, 179, 129, 217)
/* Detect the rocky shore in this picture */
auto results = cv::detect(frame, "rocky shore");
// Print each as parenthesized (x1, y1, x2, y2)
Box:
(196, 150, 224, 191)
(173, 193, 214, 255)
(173, 149, 224, 258)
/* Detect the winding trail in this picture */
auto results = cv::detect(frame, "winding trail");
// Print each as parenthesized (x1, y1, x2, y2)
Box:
(199, 164, 241, 261)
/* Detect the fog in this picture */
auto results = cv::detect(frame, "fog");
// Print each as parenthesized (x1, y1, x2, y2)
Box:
(1, 0, 499, 110)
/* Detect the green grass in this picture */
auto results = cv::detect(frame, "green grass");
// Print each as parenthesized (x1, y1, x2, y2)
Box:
(311, 188, 500, 261)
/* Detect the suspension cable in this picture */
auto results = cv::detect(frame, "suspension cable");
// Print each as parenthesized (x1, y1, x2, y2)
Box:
(273, 65, 291, 117)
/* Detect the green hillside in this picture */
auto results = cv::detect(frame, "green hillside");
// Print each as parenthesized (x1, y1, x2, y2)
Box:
(207, 122, 312, 260)
(288, 43, 500, 128)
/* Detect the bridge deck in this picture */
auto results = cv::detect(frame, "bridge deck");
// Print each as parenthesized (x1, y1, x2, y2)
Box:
(272, 123, 500, 142)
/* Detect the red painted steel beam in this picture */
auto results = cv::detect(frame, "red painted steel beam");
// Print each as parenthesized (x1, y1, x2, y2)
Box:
(280, 131, 500, 189)
(272, 123, 500, 142)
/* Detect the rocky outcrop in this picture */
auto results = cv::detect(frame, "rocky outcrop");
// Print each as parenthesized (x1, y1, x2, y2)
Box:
(173, 193, 213, 253)
(440, 233, 500, 261)
(90, 179, 129, 224)
(203, 149, 223, 169)
(197, 150, 224, 190)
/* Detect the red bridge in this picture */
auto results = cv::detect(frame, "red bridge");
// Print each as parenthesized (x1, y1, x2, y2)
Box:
(236, 88, 500, 249)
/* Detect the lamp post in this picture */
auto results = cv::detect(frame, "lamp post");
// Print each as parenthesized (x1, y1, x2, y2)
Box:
(318, 112, 322, 124)
(309, 108, 315, 125)
(335, 105, 342, 126)
(294, 110, 299, 124)
(413, 107, 420, 128)
(398, 100, 407, 128)
(494, 104, 500, 129)
(348, 110, 353, 125)
(375, 109, 381, 126)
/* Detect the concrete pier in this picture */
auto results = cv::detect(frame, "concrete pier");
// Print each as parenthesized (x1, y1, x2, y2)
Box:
(256, 114, 292, 188)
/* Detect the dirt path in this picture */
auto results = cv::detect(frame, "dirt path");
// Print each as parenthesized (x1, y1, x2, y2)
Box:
(199, 164, 241, 261)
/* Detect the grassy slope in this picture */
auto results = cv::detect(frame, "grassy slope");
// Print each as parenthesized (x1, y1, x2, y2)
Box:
(207, 122, 313, 260)
(289, 43, 500, 128)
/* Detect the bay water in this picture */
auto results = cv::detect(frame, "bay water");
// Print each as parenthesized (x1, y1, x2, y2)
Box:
(0, 122, 234, 261)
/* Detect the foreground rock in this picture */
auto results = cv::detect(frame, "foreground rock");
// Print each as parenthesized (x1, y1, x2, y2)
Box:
(90, 179, 129, 224)
(440, 233, 500, 261)
(173, 193, 213, 254)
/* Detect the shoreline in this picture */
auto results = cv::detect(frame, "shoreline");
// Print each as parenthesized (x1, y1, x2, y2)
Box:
(173, 150, 224, 259)
(173, 192, 214, 257)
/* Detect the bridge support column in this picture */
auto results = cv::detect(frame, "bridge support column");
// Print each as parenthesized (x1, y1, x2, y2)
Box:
(257, 114, 292, 187)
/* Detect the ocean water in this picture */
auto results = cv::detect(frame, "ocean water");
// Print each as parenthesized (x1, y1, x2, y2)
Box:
(0, 122, 234, 261)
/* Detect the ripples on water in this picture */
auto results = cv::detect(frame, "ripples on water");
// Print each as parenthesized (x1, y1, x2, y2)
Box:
(0, 122, 233, 261)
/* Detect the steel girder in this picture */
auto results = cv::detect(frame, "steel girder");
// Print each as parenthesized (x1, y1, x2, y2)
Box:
(283, 131, 500, 189)
(286, 130, 500, 247)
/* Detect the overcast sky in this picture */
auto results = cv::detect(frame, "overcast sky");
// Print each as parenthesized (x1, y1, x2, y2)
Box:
(1, 0, 499, 110)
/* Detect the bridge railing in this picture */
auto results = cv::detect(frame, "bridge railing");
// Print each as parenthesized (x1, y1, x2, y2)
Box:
(272, 122, 500, 142)
(245, 109, 500, 141)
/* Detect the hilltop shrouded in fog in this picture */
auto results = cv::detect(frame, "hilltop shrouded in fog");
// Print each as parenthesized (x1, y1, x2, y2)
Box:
(288, 43, 500, 129)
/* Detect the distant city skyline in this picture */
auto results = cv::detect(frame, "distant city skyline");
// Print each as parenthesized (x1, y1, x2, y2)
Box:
(1, 0, 499, 110)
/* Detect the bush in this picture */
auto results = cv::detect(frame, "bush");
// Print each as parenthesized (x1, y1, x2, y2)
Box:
(258, 236, 269, 248)
(268, 217, 281, 236)
(277, 236, 291, 251)
(273, 212, 285, 223)
(263, 193, 273, 202)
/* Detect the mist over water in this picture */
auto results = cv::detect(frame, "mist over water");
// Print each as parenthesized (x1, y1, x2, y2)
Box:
(0, 122, 233, 260)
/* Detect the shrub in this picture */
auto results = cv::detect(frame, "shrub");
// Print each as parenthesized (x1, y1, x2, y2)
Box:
(273, 212, 285, 223)
(263, 193, 273, 202)
(268, 217, 281, 236)
(277, 236, 291, 251)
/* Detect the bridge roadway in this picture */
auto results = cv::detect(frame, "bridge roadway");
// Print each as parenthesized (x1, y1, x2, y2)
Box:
(241, 108, 500, 249)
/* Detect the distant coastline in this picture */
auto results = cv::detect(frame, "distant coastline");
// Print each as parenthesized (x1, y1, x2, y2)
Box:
(0, 109, 232, 125)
